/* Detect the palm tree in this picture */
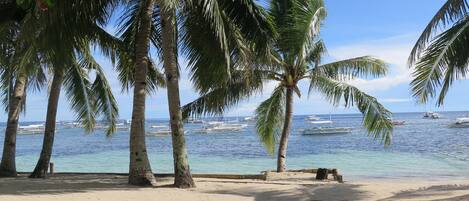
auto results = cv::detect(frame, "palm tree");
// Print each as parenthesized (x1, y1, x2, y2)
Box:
(27, 0, 120, 179)
(0, 0, 119, 178)
(0, 21, 46, 177)
(409, 0, 469, 105)
(183, 0, 393, 172)
(116, 0, 159, 186)
(115, 0, 272, 187)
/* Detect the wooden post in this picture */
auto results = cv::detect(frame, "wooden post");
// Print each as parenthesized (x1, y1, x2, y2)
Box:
(49, 162, 54, 176)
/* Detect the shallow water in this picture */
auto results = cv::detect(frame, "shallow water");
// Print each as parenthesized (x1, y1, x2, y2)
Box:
(3, 112, 469, 180)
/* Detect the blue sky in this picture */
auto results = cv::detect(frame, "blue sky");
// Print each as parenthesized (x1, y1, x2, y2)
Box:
(8, 0, 469, 122)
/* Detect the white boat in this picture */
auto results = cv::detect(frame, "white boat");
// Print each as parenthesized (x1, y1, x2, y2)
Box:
(392, 120, 406, 126)
(18, 124, 45, 135)
(193, 122, 247, 133)
(185, 118, 204, 124)
(302, 127, 352, 135)
(306, 115, 320, 121)
(115, 123, 129, 131)
(308, 120, 333, 124)
(63, 122, 82, 128)
(423, 112, 441, 119)
(243, 116, 256, 122)
(146, 130, 172, 136)
(450, 117, 469, 128)
(150, 125, 168, 129)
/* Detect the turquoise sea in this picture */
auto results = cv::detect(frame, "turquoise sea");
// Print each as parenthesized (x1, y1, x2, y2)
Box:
(3, 111, 469, 180)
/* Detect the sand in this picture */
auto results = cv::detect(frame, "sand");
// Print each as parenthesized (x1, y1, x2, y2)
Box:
(0, 173, 468, 201)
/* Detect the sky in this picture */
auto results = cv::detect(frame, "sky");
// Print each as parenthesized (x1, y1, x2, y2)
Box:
(7, 0, 469, 122)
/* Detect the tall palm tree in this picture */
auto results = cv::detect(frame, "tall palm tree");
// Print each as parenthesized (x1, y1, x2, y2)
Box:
(117, 0, 159, 186)
(183, 0, 393, 172)
(27, 0, 120, 179)
(409, 0, 469, 105)
(115, 0, 272, 187)
(0, 21, 46, 177)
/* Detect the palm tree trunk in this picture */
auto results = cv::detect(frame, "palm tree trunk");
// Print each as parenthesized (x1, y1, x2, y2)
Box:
(277, 87, 293, 172)
(128, 0, 156, 186)
(0, 73, 27, 177)
(29, 70, 63, 178)
(160, 7, 195, 188)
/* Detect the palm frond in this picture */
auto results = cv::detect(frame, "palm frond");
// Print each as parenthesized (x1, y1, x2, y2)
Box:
(313, 56, 388, 81)
(255, 85, 286, 154)
(411, 16, 469, 105)
(409, 0, 468, 64)
(182, 69, 264, 119)
(63, 61, 96, 133)
(310, 75, 393, 145)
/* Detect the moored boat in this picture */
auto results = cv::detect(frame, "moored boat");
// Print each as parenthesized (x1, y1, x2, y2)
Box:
(450, 117, 469, 128)
(193, 121, 247, 133)
(301, 127, 352, 135)
(18, 124, 45, 135)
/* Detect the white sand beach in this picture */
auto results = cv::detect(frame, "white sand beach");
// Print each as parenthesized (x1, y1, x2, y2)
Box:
(0, 174, 468, 201)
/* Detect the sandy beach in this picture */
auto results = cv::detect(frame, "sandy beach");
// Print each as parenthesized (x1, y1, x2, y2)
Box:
(0, 173, 468, 201)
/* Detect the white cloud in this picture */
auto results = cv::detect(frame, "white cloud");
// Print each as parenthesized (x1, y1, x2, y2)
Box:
(328, 33, 418, 93)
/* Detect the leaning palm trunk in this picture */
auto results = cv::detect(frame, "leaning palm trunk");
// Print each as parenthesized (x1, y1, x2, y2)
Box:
(0, 73, 27, 177)
(128, 0, 157, 186)
(277, 88, 293, 172)
(160, 7, 195, 188)
(29, 71, 63, 178)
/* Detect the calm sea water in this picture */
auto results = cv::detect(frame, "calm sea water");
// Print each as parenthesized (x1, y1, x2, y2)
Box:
(2, 111, 469, 180)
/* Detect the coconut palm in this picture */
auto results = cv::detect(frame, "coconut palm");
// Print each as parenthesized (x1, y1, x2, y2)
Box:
(27, 0, 121, 179)
(183, 0, 393, 172)
(0, 21, 46, 177)
(0, 1, 120, 177)
(115, 0, 272, 187)
(409, 0, 469, 105)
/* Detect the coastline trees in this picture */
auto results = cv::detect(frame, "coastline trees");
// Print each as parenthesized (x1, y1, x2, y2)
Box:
(409, 0, 469, 104)
(183, 0, 393, 172)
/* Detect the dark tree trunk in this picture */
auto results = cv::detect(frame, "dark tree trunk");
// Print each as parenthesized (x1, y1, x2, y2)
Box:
(30, 70, 64, 178)
(160, 7, 195, 188)
(277, 87, 294, 172)
(128, 0, 157, 186)
(0, 73, 27, 177)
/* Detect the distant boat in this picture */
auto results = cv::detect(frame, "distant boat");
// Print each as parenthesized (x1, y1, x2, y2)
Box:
(193, 121, 247, 133)
(63, 122, 82, 128)
(392, 120, 406, 126)
(18, 124, 44, 135)
(115, 123, 129, 131)
(302, 127, 352, 135)
(423, 112, 441, 119)
(450, 117, 469, 128)
(308, 120, 333, 125)
(243, 116, 256, 122)
(185, 118, 204, 124)
(146, 130, 172, 136)
(150, 125, 168, 129)
(306, 115, 320, 121)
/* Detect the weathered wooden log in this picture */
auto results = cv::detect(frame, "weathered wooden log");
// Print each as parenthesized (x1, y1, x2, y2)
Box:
(315, 168, 328, 180)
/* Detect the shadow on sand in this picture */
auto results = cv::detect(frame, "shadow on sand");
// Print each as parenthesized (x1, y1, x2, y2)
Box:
(0, 174, 174, 195)
(378, 184, 469, 201)
(204, 183, 370, 201)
